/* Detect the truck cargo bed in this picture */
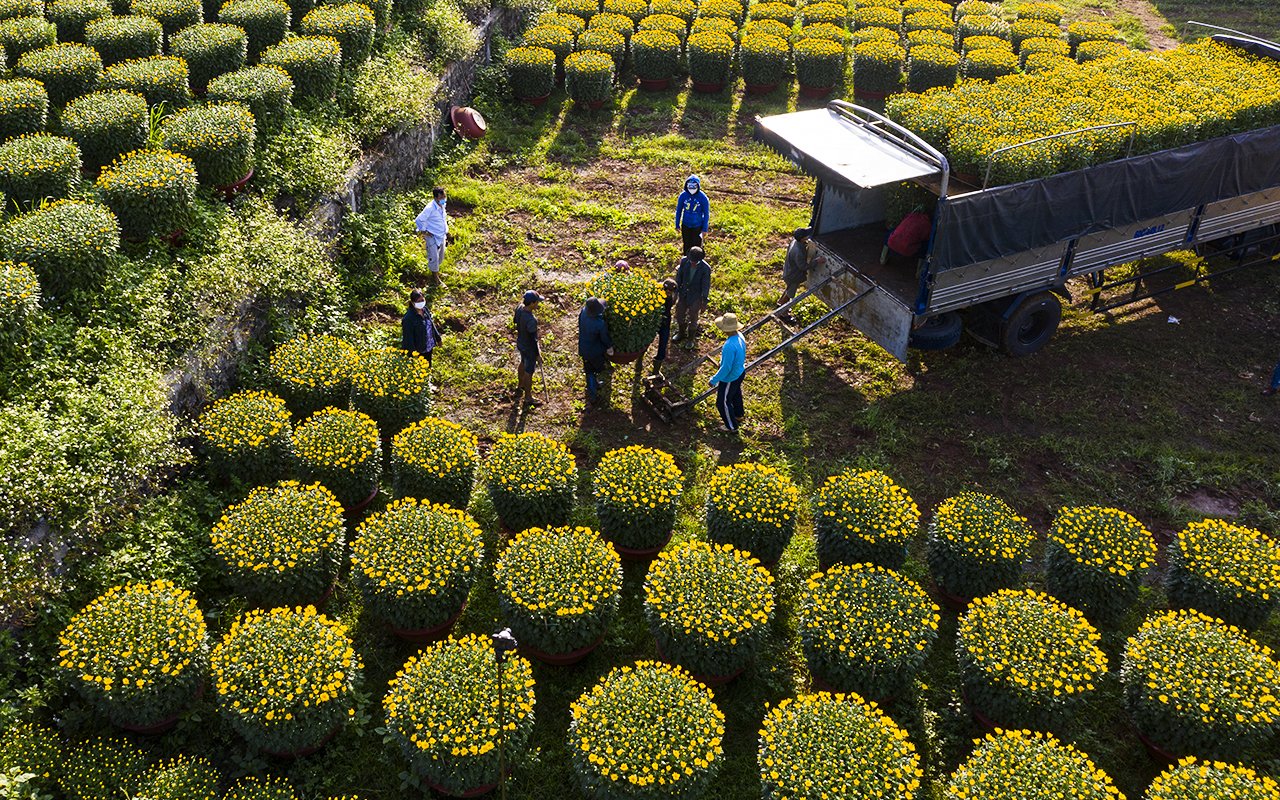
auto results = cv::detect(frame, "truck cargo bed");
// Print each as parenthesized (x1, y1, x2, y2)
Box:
(815, 224, 919, 306)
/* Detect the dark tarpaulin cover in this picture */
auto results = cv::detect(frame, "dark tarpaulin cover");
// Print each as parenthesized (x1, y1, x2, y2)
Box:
(931, 123, 1280, 271)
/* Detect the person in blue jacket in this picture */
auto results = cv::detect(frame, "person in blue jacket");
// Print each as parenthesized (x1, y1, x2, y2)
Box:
(578, 297, 615, 405)
(400, 289, 441, 367)
(709, 312, 746, 433)
(675, 175, 710, 255)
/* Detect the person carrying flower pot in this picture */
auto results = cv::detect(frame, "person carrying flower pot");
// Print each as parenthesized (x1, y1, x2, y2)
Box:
(675, 175, 710, 255)
(400, 289, 442, 375)
(514, 290, 544, 408)
(651, 278, 678, 377)
(414, 186, 449, 286)
(778, 227, 826, 313)
(673, 246, 711, 349)
(578, 297, 615, 406)
(709, 313, 746, 434)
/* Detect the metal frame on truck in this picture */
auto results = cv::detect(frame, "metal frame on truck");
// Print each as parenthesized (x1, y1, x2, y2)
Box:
(753, 34, 1280, 361)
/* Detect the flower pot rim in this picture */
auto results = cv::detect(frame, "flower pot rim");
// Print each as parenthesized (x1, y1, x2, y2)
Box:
(116, 679, 206, 735)
(345, 485, 380, 514)
(607, 529, 673, 560)
(521, 92, 552, 106)
(637, 76, 673, 90)
(389, 601, 467, 644)
(216, 167, 254, 199)
(517, 632, 605, 666)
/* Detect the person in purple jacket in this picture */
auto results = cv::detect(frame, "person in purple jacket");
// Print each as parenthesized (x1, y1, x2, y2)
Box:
(675, 175, 710, 255)
(709, 313, 746, 433)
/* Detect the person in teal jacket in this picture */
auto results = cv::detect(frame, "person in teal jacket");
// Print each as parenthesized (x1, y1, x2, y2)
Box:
(709, 313, 745, 433)
(675, 175, 710, 255)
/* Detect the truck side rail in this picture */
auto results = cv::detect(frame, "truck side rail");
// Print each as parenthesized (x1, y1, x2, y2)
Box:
(1184, 21, 1280, 49)
(982, 123, 1137, 190)
(825, 101, 952, 198)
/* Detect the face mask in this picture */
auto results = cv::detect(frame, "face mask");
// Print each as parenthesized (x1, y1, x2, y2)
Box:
(686, 185, 696, 193)
(437, 198, 447, 207)
(413, 301, 426, 310)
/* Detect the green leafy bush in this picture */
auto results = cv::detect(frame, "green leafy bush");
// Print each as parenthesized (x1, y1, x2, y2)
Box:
(57, 580, 209, 729)
(645, 541, 775, 679)
(351, 499, 484, 631)
(0, 79, 47, 141)
(170, 22, 249, 93)
(957, 13, 1009, 41)
(1045, 505, 1156, 623)
(1010, 18, 1060, 50)
(410, 0, 479, 65)
(1167, 517, 1280, 630)
(268, 333, 358, 416)
(102, 56, 193, 108)
(300, 3, 376, 68)
(207, 64, 294, 132)
(1121, 609, 1280, 762)
(799, 563, 938, 700)
(962, 47, 1018, 80)
(0, 200, 119, 299)
(926, 491, 1033, 601)
(485, 431, 576, 532)
(523, 24, 575, 67)
(705, 462, 800, 564)
(740, 30, 791, 87)
(134, 755, 220, 800)
(1066, 19, 1118, 52)
(0, 134, 81, 207)
(570, 662, 725, 799)
(132, 0, 204, 39)
(390, 416, 477, 509)
(0, 260, 39, 355)
(0, 723, 58, 795)
(593, 445, 682, 552)
(218, 0, 292, 62)
(1146, 759, 1280, 800)
(61, 90, 150, 173)
(0, 0, 39, 21)
(565, 50, 613, 104)
(946, 730, 1124, 800)
(195, 388, 292, 483)
(97, 148, 196, 239)
(813, 469, 918, 568)
(14, 44, 104, 110)
(633, 27, 681, 80)
(758, 693, 922, 799)
(58, 737, 151, 800)
(0, 17, 56, 63)
(687, 29, 733, 84)
(497, 526, 623, 656)
(211, 481, 346, 605)
(160, 102, 256, 186)
(349, 345, 431, 436)
(506, 45, 555, 100)
(260, 34, 342, 100)
(907, 42, 957, 91)
(48, 0, 112, 43)
(292, 407, 381, 508)
(576, 27, 625, 69)
(344, 53, 437, 140)
(211, 606, 362, 754)
(384, 635, 536, 796)
(958, 588, 1107, 730)
(795, 37, 843, 88)
(85, 16, 165, 66)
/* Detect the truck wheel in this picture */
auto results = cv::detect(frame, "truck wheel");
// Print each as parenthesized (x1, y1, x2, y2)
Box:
(1000, 292, 1061, 357)
(909, 312, 963, 351)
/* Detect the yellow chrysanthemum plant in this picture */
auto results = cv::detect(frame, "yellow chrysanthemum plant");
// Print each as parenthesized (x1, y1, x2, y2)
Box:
(210, 481, 346, 607)
(1146, 758, 1280, 800)
(1166, 518, 1280, 630)
(1045, 506, 1156, 623)
(944, 730, 1125, 800)
(587, 268, 666, 356)
(758, 693, 923, 799)
(211, 606, 363, 757)
(268, 333, 359, 418)
(812, 469, 919, 569)
(705, 462, 801, 565)
(926, 491, 1034, 604)
(384, 634, 537, 797)
(133, 754, 220, 800)
(496, 526, 623, 663)
(57, 736, 151, 800)
(292, 407, 382, 510)
(957, 589, 1107, 731)
(592, 445, 683, 557)
(799, 563, 939, 701)
(0, 722, 58, 796)
(1120, 609, 1280, 762)
(349, 346, 432, 438)
(569, 661, 725, 799)
(350, 498, 484, 640)
(390, 416, 478, 510)
(485, 432, 577, 533)
(223, 774, 300, 800)
(0, 259, 38, 356)
(57, 580, 209, 733)
(644, 542, 775, 684)
(196, 389, 293, 487)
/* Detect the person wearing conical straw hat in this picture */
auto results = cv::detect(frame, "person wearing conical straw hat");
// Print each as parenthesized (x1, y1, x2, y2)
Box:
(709, 312, 746, 434)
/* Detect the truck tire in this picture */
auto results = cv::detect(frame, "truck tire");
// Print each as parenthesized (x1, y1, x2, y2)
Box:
(1000, 292, 1061, 357)
(909, 312, 963, 351)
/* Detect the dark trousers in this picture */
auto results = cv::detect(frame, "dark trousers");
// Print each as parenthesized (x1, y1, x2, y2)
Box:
(583, 357, 609, 402)
(716, 376, 744, 431)
(681, 226, 704, 255)
(1271, 358, 1280, 391)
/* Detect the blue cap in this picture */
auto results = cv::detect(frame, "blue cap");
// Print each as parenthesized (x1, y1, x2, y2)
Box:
(522, 290, 544, 305)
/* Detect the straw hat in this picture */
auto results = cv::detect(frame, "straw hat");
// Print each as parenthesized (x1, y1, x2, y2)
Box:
(714, 313, 741, 333)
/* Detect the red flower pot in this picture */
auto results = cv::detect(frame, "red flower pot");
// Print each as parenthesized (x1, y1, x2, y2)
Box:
(1132, 723, 1179, 764)
(744, 82, 779, 95)
(933, 582, 972, 612)
(261, 723, 343, 760)
(345, 485, 379, 515)
(637, 77, 671, 91)
(654, 640, 745, 687)
(607, 349, 645, 364)
(585, 99, 606, 109)
(216, 167, 254, 200)
(518, 633, 604, 666)
(799, 84, 833, 98)
(692, 80, 725, 93)
(425, 768, 510, 798)
(854, 87, 888, 100)
(389, 602, 467, 645)
(118, 680, 206, 735)
(522, 93, 551, 106)
(450, 105, 488, 139)
(607, 530, 672, 561)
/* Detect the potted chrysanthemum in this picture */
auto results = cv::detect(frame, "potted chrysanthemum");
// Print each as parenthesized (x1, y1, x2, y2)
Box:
(926, 491, 1034, 606)
(484, 432, 577, 533)
(349, 346, 431, 438)
(705, 462, 800, 565)
(1044, 505, 1156, 623)
(1165, 518, 1280, 630)
(390, 416, 478, 510)
(586, 264, 666, 360)
(268, 333, 359, 418)
(292, 407, 382, 511)
(196, 389, 293, 488)
(812, 469, 919, 568)
(592, 445, 683, 558)
(945, 730, 1124, 800)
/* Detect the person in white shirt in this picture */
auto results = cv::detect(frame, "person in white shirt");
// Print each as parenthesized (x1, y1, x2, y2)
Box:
(414, 186, 449, 286)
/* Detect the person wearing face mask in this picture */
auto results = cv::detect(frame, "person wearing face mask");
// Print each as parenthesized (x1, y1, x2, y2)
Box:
(674, 175, 710, 255)
(414, 186, 449, 286)
(401, 289, 441, 369)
